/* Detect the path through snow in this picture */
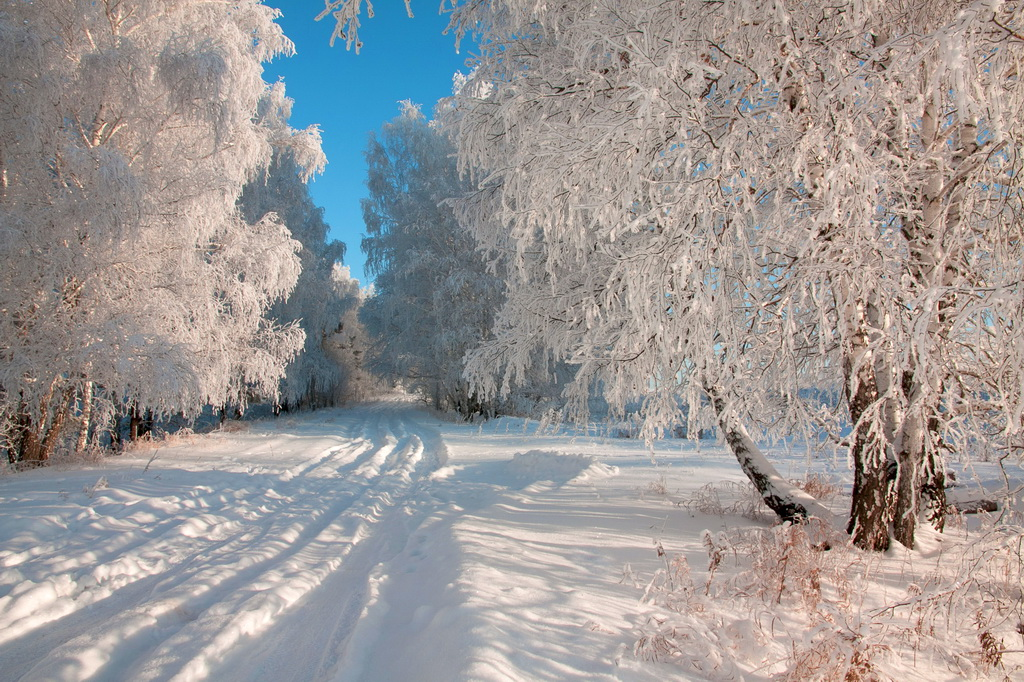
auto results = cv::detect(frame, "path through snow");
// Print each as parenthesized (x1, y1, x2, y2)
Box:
(0, 400, 676, 681)
(6, 400, 1013, 680)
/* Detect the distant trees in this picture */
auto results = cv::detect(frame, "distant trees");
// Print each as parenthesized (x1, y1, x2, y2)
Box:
(240, 126, 358, 411)
(0, 0, 325, 463)
(359, 102, 505, 417)
(333, 0, 1024, 550)
(325, 265, 378, 405)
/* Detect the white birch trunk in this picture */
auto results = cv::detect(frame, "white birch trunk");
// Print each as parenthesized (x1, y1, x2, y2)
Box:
(76, 380, 93, 453)
(707, 385, 834, 524)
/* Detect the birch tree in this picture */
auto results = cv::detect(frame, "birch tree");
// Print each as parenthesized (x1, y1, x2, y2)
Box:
(360, 102, 505, 417)
(0, 0, 320, 462)
(330, 0, 1024, 549)
(240, 141, 353, 410)
(451, 0, 1024, 549)
(325, 265, 378, 404)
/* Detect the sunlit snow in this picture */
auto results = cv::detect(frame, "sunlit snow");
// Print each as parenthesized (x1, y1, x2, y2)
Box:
(0, 399, 1020, 680)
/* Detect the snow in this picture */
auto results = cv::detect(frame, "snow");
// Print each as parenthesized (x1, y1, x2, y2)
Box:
(0, 398, 1020, 680)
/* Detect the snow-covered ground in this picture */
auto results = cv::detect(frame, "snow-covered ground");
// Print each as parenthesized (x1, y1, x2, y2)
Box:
(1, 398, 1021, 681)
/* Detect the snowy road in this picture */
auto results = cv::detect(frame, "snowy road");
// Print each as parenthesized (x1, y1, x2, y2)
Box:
(3, 400, 1019, 681)
(0, 402, 457, 680)
(0, 400, 671, 681)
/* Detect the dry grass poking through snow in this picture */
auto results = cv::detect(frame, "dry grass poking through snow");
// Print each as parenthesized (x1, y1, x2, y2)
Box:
(634, 482, 1024, 681)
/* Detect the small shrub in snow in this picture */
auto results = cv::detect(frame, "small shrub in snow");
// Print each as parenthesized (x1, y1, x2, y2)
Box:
(700, 530, 728, 596)
(122, 427, 196, 453)
(639, 474, 670, 499)
(48, 444, 107, 469)
(782, 626, 887, 682)
(796, 473, 843, 505)
(723, 519, 848, 609)
(635, 552, 743, 680)
(83, 476, 109, 498)
(681, 480, 770, 521)
(217, 420, 248, 434)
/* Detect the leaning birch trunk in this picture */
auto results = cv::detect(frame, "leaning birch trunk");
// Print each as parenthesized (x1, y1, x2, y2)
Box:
(21, 382, 75, 464)
(19, 376, 60, 464)
(705, 385, 833, 524)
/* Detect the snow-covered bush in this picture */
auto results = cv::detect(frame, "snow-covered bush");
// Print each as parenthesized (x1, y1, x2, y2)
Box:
(637, 518, 1024, 679)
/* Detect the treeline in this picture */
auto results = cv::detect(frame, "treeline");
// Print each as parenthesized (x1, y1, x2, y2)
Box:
(0, 1, 367, 464)
(358, 102, 569, 420)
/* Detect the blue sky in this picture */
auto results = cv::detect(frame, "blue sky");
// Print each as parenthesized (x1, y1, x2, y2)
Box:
(262, 1, 471, 285)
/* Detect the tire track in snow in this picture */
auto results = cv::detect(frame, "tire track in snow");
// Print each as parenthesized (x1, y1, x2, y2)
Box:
(174, 404, 447, 682)
(196, 404, 452, 682)
(4, 402, 450, 682)
(0, 433, 365, 581)
(0, 433, 377, 657)
(3, 436, 365, 676)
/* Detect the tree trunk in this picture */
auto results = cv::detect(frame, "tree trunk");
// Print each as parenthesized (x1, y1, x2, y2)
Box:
(892, 385, 950, 545)
(892, 363, 926, 548)
(841, 289, 898, 551)
(921, 416, 947, 531)
(846, 430, 893, 552)
(16, 379, 57, 464)
(14, 409, 44, 464)
(892, 444, 921, 548)
(706, 385, 832, 524)
(18, 385, 75, 465)
(110, 413, 123, 450)
(39, 387, 74, 461)
(76, 380, 93, 452)
(130, 404, 142, 441)
(844, 360, 896, 551)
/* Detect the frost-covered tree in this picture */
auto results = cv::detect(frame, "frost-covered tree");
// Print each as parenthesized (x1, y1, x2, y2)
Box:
(0, 0, 322, 462)
(333, 0, 1024, 549)
(325, 265, 378, 404)
(240, 134, 355, 410)
(360, 102, 505, 417)
(452, 0, 1024, 549)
